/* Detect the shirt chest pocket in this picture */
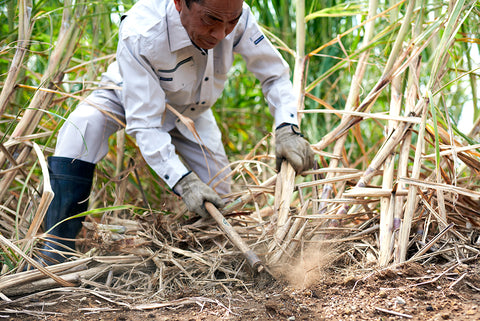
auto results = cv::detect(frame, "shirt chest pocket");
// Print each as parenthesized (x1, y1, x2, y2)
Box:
(156, 56, 196, 93)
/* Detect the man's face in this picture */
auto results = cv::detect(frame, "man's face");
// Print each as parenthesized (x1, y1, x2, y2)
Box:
(174, 0, 244, 50)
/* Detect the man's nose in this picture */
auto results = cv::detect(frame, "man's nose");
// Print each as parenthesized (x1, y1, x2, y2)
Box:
(211, 26, 227, 41)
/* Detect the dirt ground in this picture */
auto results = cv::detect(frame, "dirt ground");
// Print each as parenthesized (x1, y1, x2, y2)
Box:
(3, 261, 480, 321)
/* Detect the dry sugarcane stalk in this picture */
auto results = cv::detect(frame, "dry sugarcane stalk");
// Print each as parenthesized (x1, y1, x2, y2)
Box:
(267, 162, 296, 265)
(0, 256, 141, 295)
(393, 53, 422, 264)
(396, 100, 428, 263)
(300, 109, 422, 124)
(282, 220, 308, 262)
(0, 259, 92, 291)
(433, 123, 448, 231)
(270, 218, 305, 264)
(378, 0, 416, 265)
(401, 177, 480, 204)
(18, 143, 55, 270)
(23, 143, 54, 238)
(378, 89, 398, 266)
(400, 177, 480, 199)
(274, 161, 296, 229)
(423, 142, 480, 158)
(268, 2, 307, 264)
(266, 216, 292, 253)
(114, 129, 127, 207)
(379, 65, 405, 266)
(293, 0, 306, 124)
(342, 187, 409, 198)
(0, 0, 33, 116)
(379, 188, 396, 266)
(268, 200, 310, 265)
(2, 261, 151, 297)
(296, 172, 364, 189)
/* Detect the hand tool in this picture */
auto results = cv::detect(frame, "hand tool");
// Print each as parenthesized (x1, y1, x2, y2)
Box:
(205, 202, 265, 273)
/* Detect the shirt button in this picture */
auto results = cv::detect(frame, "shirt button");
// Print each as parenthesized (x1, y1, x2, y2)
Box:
(164, 174, 170, 180)
(204, 77, 209, 81)
(191, 107, 195, 111)
(176, 119, 180, 122)
(290, 113, 294, 117)
(201, 101, 206, 104)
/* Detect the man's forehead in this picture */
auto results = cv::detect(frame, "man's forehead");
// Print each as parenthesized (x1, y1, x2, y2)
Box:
(197, 0, 244, 18)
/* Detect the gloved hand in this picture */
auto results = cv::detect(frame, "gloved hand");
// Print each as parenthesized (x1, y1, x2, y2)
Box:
(275, 123, 315, 174)
(173, 171, 225, 218)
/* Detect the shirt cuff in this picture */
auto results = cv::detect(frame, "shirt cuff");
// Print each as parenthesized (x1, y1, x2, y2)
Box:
(154, 154, 190, 188)
(275, 109, 298, 128)
(172, 171, 192, 195)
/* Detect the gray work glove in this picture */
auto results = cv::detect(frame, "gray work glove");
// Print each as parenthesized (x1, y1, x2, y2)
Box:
(173, 172, 225, 218)
(275, 123, 315, 174)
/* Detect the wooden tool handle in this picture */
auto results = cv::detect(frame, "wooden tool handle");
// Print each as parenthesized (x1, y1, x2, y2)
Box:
(205, 202, 264, 273)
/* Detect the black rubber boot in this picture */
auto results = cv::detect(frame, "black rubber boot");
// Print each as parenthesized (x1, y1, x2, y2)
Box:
(40, 156, 96, 265)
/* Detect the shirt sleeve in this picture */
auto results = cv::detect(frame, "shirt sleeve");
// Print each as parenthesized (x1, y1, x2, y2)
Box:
(116, 25, 189, 188)
(233, 8, 299, 128)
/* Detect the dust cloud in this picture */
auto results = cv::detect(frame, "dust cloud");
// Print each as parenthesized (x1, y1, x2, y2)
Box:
(273, 242, 337, 289)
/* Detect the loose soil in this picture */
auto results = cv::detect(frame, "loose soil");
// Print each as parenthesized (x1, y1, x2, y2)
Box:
(4, 262, 480, 320)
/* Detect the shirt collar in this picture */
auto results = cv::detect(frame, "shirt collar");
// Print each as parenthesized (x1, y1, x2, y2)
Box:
(166, 0, 193, 52)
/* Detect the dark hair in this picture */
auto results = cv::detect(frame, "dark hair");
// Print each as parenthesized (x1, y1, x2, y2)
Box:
(184, 0, 203, 8)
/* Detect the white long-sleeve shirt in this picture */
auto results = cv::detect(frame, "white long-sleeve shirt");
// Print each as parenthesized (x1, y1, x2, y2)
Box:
(103, 0, 299, 188)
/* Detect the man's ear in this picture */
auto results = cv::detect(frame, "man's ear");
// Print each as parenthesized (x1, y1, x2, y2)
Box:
(173, 0, 182, 12)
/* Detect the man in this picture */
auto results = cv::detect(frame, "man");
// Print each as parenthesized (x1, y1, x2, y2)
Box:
(42, 0, 314, 264)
